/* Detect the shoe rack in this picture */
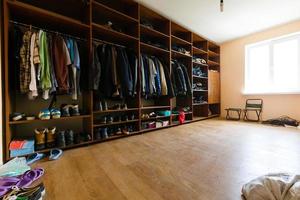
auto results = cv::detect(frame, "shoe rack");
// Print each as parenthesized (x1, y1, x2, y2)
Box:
(2, 0, 220, 162)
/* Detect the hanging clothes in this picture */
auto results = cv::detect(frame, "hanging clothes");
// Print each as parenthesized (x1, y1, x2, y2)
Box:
(39, 31, 52, 100)
(28, 32, 39, 99)
(171, 60, 192, 96)
(52, 35, 71, 94)
(19, 30, 32, 94)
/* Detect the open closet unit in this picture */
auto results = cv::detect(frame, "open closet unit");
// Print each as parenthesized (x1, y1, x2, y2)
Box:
(2, 0, 220, 161)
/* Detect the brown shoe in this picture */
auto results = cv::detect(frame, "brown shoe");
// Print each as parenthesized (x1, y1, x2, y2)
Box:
(34, 128, 46, 150)
(46, 127, 56, 148)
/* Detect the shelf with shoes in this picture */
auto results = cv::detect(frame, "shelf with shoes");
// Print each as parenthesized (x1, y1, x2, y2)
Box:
(93, 119, 139, 127)
(9, 115, 91, 125)
(2, 0, 221, 161)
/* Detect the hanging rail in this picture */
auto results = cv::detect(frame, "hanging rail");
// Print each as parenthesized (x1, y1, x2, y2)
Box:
(92, 38, 126, 48)
(9, 20, 87, 42)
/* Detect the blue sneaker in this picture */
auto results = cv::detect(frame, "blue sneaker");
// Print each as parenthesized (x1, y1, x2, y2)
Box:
(26, 152, 45, 165)
(50, 108, 61, 119)
(49, 149, 63, 160)
(38, 109, 51, 120)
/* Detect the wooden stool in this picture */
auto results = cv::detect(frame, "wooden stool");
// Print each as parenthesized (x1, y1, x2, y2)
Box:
(225, 108, 242, 120)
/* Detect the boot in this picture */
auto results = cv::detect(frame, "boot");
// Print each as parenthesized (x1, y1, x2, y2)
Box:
(56, 131, 66, 148)
(65, 130, 74, 146)
(34, 128, 46, 150)
(101, 128, 108, 139)
(46, 127, 56, 148)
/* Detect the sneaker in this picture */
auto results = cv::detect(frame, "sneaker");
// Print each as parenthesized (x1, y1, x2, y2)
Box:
(102, 101, 108, 111)
(110, 104, 121, 110)
(50, 108, 61, 119)
(116, 127, 122, 135)
(34, 128, 46, 150)
(107, 116, 113, 123)
(122, 127, 130, 135)
(81, 132, 92, 141)
(10, 112, 25, 121)
(61, 104, 70, 117)
(70, 104, 80, 116)
(38, 109, 50, 120)
(56, 131, 66, 148)
(65, 130, 74, 146)
(46, 127, 56, 148)
(129, 114, 135, 120)
(26, 152, 45, 165)
(49, 149, 63, 160)
(121, 104, 128, 110)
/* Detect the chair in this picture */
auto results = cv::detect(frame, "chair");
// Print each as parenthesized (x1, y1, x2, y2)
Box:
(243, 99, 263, 122)
(225, 108, 242, 120)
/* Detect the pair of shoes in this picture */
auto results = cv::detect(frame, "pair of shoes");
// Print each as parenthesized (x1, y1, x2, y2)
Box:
(141, 114, 150, 119)
(61, 104, 80, 117)
(109, 103, 128, 110)
(34, 127, 56, 150)
(99, 116, 113, 124)
(38, 108, 61, 120)
(94, 128, 108, 140)
(26, 149, 63, 164)
(56, 130, 77, 147)
(3, 182, 46, 200)
(95, 101, 108, 111)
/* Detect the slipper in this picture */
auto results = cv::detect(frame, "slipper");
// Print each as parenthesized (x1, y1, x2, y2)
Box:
(49, 149, 63, 161)
(26, 153, 45, 165)
(16, 168, 44, 188)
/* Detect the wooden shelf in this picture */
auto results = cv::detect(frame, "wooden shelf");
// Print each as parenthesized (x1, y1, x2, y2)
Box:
(141, 106, 170, 110)
(140, 24, 169, 39)
(92, 23, 138, 44)
(172, 50, 192, 58)
(208, 50, 219, 57)
(171, 112, 192, 116)
(172, 35, 192, 46)
(140, 42, 170, 55)
(193, 46, 207, 55)
(93, 119, 139, 127)
(193, 61, 208, 67)
(193, 103, 208, 106)
(193, 89, 208, 92)
(7, 1, 89, 34)
(208, 60, 220, 67)
(93, 1, 138, 23)
(141, 115, 170, 121)
(94, 108, 139, 114)
(9, 115, 91, 125)
(193, 75, 208, 79)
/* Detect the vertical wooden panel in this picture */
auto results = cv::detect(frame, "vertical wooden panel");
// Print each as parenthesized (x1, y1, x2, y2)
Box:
(208, 71, 220, 104)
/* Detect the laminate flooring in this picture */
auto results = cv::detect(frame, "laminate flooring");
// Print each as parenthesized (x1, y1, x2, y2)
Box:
(34, 119, 300, 200)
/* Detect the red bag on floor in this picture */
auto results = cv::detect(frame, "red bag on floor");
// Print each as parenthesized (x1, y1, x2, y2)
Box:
(179, 112, 185, 124)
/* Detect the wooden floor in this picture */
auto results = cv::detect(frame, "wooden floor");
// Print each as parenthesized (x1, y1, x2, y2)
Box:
(34, 119, 300, 200)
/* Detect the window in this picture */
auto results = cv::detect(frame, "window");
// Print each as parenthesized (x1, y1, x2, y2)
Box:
(245, 32, 300, 94)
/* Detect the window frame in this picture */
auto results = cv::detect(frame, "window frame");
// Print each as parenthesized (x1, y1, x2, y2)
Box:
(244, 32, 300, 95)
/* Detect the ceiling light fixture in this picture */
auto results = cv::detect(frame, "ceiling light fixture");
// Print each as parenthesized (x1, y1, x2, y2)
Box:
(220, 0, 224, 12)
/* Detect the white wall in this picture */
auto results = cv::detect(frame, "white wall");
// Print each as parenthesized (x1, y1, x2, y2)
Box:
(220, 20, 300, 120)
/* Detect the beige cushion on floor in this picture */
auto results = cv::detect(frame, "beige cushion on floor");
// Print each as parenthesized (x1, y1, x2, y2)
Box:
(242, 173, 300, 200)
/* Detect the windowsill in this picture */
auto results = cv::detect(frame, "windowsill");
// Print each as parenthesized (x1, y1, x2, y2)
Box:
(243, 91, 300, 95)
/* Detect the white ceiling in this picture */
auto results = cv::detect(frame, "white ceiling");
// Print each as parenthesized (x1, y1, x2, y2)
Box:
(135, 0, 300, 44)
